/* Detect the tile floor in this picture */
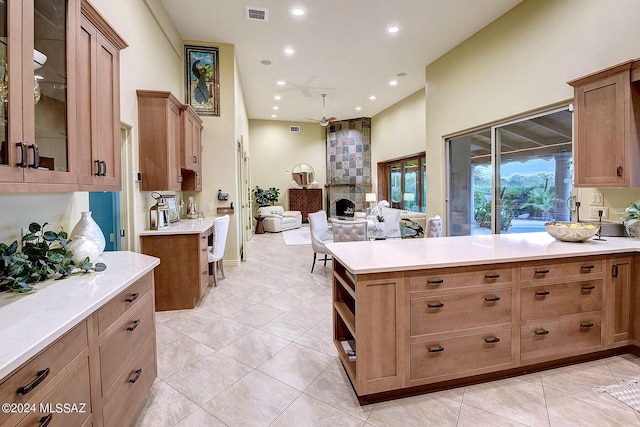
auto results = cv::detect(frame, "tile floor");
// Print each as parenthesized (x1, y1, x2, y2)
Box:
(134, 229, 640, 426)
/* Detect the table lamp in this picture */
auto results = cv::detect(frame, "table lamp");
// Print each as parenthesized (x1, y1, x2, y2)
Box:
(365, 193, 377, 215)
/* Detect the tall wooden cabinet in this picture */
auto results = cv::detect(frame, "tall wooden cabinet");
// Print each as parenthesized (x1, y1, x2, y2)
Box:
(569, 60, 640, 187)
(137, 90, 183, 191)
(289, 188, 323, 222)
(77, 1, 127, 190)
(180, 104, 203, 191)
(0, 0, 79, 191)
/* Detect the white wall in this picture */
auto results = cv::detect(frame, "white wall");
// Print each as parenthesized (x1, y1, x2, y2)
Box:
(249, 120, 326, 210)
(425, 0, 640, 227)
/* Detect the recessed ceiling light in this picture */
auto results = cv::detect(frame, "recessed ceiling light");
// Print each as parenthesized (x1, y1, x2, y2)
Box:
(387, 25, 399, 34)
(397, 72, 407, 77)
(355, 106, 362, 111)
(369, 95, 377, 101)
(260, 60, 272, 65)
(284, 47, 295, 55)
(292, 8, 305, 16)
(274, 95, 281, 100)
(389, 80, 398, 86)
(273, 106, 279, 110)
(277, 80, 286, 86)
(271, 114, 278, 118)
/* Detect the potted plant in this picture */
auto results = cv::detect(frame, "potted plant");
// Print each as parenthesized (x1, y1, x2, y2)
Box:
(623, 201, 640, 238)
(253, 186, 280, 207)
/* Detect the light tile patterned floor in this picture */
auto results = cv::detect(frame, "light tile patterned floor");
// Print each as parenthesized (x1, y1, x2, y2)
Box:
(134, 231, 640, 426)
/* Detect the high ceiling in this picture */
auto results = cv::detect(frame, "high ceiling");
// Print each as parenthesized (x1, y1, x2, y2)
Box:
(160, 0, 523, 124)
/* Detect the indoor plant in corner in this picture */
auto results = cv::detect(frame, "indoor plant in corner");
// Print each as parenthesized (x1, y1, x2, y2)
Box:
(253, 186, 280, 207)
(0, 222, 106, 293)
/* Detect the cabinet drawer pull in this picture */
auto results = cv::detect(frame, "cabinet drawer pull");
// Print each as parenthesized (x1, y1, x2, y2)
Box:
(16, 142, 27, 167)
(94, 160, 101, 176)
(581, 285, 596, 292)
(125, 292, 140, 303)
(534, 269, 550, 275)
(534, 329, 550, 336)
(17, 368, 50, 395)
(427, 302, 444, 309)
(426, 279, 444, 285)
(580, 322, 595, 329)
(484, 273, 501, 279)
(484, 296, 501, 302)
(580, 264, 595, 271)
(38, 414, 53, 427)
(612, 264, 619, 278)
(127, 319, 141, 332)
(193, 155, 198, 163)
(427, 345, 444, 353)
(484, 337, 500, 344)
(129, 368, 142, 384)
(28, 143, 40, 169)
(100, 160, 107, 176)
(617, 165, 622, 177)
(535, 290, 550, 297)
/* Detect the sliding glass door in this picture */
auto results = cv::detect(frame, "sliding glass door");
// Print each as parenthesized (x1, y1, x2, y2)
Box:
(447, 107, 573, 236)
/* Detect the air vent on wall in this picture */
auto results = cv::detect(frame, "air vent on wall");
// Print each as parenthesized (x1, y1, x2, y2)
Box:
(290, 126, 300, 133)
(246, 6, 269, 22)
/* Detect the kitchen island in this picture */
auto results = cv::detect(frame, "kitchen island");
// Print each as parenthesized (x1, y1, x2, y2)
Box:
(326, 233, 640, 401)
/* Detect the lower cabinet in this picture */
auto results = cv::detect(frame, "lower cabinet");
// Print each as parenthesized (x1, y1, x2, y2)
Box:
(0, 272, 157, 427)
(333, 254, 636, 398)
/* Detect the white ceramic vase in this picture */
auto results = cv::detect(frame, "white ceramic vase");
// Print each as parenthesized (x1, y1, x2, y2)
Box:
(67, 235, 100, 265)
(377, 221, 385, 234)
(71, 211, 105, 254)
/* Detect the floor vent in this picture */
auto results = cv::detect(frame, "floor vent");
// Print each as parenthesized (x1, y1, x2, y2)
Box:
(290, 125, 300, 133)
(246, 6, 269, 22)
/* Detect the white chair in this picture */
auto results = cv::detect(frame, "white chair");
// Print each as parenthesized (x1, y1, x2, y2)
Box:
(426, 215, 442, 237)
(308, 211, 333, 273)
(208, 214, 230, 286)
(331, 219, 368, 242)
(381, 207, 402, 237)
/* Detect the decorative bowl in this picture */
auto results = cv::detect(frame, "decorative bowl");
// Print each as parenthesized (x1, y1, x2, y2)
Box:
(544, 222, 600, 242)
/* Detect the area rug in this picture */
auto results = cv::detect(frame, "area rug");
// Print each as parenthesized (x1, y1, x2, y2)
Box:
(282, 225, 311, 245)
(595, 375, 640, 411)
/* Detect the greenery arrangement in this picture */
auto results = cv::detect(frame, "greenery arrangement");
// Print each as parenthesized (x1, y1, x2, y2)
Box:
(0, 222, 107, 294)
(253, 186, 280, 207)
(623, 201, 640, 237)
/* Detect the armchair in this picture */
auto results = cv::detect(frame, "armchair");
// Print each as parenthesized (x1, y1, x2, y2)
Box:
(256, 206, 302, 232)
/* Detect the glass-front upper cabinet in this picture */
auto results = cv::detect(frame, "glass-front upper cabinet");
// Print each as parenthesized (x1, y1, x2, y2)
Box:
(0, 0, 77, 188)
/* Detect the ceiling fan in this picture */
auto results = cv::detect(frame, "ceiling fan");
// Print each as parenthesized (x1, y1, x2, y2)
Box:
(306, 94, 337, 127)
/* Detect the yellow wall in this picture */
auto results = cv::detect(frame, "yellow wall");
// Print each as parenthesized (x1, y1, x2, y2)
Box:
(425, 0, 640, 228)
(249, 120, 326, 210)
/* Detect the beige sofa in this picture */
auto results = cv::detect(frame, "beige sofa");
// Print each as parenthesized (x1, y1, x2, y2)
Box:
(257, 206, 302, 232)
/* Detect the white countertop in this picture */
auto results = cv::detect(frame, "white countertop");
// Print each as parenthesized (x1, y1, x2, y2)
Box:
(0, 251, 159, 379)
(138, 217, 215, 236)
(326, 232, 640, 274)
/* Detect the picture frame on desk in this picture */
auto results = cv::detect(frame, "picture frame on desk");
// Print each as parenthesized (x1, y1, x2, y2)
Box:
(162, 195, 180, 223)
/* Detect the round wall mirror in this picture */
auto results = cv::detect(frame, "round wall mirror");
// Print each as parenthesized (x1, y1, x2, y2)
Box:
(292, 163, 315, 187)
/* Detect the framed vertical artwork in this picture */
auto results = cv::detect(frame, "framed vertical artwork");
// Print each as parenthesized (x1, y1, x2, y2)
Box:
(184, 45, 219, 116)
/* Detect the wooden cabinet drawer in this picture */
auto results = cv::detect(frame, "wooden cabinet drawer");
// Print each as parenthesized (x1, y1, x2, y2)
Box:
(15, 358, 91, 427)
(97, 273, 153, 336)
(99, 295, 154, 397)
(521, 315, 602, 361)
(411, 329, 512, 381)
(521, 279, 602, 321)
(0, 322, 88, 425)
(410, 289, 512, 336)
(520, 257, 602, 284)
(102, 337, 156, 427)
(409, 265, 512, 293)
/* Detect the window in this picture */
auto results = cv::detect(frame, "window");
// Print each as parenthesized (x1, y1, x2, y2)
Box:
(378, 153, 426, 212)
(447, 107, 573, 235)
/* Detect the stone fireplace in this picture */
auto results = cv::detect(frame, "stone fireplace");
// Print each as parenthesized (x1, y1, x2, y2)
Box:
(325, 118, 372, 217)
(335, 198, 356, 217)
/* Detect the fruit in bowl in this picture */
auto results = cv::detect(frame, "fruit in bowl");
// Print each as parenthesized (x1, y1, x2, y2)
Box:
(545, 221, 600, 242)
